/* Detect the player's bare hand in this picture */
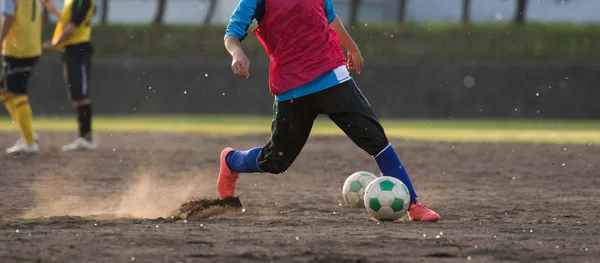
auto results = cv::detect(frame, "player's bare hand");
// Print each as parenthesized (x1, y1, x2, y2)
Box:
(231, 50, 250, 79)
(42, 41, 57, 51)
(347, 50, 364, 74)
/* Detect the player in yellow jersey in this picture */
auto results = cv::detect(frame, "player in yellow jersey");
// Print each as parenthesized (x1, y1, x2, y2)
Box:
(42, 0, 96, 151)
(0, 0, 42, 154)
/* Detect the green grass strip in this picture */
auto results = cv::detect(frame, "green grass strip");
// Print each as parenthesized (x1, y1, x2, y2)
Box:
(1, 115, 598, 144)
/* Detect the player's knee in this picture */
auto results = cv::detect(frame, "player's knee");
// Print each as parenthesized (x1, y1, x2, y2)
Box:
(0, 91, 10, 101)
(259, 160, 290, 174)
(71, 98, 91, 107)
(1, 92, 26, 102)
(261, 165, 288, 175)
(357, 137, 390, 156)
(370, 141, 391, 156)
(2, 87, 27, 97)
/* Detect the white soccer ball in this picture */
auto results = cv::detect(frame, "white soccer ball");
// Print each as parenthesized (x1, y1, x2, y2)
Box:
(364, 176, 410, 221)
(342, 171, 378, 208)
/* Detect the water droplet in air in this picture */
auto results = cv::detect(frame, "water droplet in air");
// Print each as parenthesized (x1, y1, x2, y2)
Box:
(495, 12, 503, 20)
(463, 75, 475, 88)
(467, 256, 472, 260)
(295, 236, 299, 240)
(15, 230, 19, 233)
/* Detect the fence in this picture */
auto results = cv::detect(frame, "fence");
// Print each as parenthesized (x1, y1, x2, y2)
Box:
(17, 58, 600, 119)
(51, 0, 600, 26)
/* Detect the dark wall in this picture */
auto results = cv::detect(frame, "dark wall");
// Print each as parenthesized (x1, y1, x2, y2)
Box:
(12, 58, 600, 118)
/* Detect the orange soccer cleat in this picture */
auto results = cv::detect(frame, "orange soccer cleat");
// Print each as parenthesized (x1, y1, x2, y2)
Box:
(408, 202, 440, 222)
(217, 147, 240, 198)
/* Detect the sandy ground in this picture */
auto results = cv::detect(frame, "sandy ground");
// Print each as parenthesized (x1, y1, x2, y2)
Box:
(0, 131, 599, 263)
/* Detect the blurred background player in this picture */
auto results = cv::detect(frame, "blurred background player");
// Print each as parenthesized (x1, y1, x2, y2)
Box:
(40, 0, 62, 19)
(0, 0, 42, 154)
(42, 0, 96, 151)
(219, 0, 440, 222)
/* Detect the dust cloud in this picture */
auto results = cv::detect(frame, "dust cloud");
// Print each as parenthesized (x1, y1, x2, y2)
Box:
(22, 168, 215, 219)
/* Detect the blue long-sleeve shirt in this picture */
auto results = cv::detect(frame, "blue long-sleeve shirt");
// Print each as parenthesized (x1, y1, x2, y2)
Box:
(224, 0, 351, 101)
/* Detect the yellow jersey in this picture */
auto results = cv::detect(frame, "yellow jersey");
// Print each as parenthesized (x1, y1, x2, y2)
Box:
(2, 0, 42, 58)
(52, 0, 95, 49)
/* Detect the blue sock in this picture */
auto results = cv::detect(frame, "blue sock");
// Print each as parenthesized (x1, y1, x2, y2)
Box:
(225, 147, 262, 173)
(374, 144, 418, 205)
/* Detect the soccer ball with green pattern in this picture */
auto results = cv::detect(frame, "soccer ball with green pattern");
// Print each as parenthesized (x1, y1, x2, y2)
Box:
(342, 171, 378, 208)
(364, 176, 410, 221)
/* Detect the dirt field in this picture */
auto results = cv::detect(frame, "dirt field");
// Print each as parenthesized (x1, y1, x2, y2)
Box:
(1, 131, 599, 263)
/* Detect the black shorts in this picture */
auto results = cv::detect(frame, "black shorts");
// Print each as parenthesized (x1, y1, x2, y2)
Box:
(62, 42, 93, 100)
(0, 56, 39, 94)
(258, 80, 390, 174)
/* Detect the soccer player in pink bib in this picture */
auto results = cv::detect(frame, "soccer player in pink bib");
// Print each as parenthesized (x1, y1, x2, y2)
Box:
(220, 0, 440, 222)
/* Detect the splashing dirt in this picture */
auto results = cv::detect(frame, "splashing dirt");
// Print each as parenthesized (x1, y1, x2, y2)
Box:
(170, 196, 243, 220)
(22, 168, 216, 219)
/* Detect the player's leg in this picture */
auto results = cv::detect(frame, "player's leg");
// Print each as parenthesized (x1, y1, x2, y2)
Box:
(218, 97, 318, 198)
(0, 57, 18, 122)
(315, 80, 417, 201)
(1, 57, 39, 154)
(318, 80, 439, 222)
(61, 46, 96, 151)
